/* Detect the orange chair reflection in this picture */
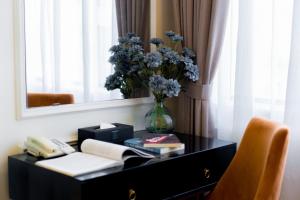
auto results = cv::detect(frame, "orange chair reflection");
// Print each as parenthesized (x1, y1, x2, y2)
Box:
(27, 93, 75, 108)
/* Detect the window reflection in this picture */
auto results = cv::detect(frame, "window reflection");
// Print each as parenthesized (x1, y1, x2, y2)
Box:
(25, 0, 122, 107)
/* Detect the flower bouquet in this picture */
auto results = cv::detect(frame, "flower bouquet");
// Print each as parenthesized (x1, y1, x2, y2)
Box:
(105, 33, 149, 98)
(144, 31, 199, 133)
(105, 31, 199, 133)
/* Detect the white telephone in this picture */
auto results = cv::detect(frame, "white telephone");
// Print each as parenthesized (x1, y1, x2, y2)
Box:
(25, 136, 75, 158)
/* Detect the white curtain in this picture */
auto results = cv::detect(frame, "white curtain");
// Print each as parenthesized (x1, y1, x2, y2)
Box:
(24, 0, 121, 103)
(212, 0, 300, 199)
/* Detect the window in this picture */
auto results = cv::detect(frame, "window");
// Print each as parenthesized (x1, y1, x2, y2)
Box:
(24, 0, 121, 103)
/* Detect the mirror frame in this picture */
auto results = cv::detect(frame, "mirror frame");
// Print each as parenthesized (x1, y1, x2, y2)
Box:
(14, 0, 156, 119)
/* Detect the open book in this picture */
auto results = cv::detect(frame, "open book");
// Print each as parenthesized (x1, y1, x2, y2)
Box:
(35, 139, 154, 177)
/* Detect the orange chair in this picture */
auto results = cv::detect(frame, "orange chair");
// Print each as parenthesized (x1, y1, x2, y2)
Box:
(27, 93, 75, 108)
(207, 117, 289, 200)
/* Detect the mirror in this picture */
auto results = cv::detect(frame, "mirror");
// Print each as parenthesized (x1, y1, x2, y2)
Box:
(23, 0, 151, 108)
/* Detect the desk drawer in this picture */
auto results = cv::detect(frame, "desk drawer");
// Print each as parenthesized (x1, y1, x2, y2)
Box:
(81, 145, 235, 200)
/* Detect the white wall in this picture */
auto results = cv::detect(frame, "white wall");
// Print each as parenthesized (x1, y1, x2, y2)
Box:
(0, 0, 153, 199)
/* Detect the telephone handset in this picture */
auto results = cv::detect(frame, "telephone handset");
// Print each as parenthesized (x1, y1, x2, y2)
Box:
(25, 136, 75, 158)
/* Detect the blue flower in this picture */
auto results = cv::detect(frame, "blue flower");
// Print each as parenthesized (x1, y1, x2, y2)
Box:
(132, 53, 144, 62)
(109, 50, 129, 64)
(181, 56, 193, 65)
(171, 34, 184, 42)
(109, 54, 119, 64)
(165, 31, 183, 42)
(126, 32, 137, 38)
(183, 47, 196, 58)
(149, 75, 167, 93)
(106, 31, 200, 98)
(129, 37, 142, 45)
(127, 65, 141, 74)
(128, 45, 144, 54)
(164, 50, 181, 64)
(165, 31, 176, 38)
(150, 38, 164, 46)
(118, 36, 130, 44)
(109, 45, 122, 53)
(163, 79, 181, 97)
(105, 73, 122, 90)
(185, 64, 199, 81)
(144, 52, 162, 68)
(158, 47, 172, 55)
(115, 63, 130, 73)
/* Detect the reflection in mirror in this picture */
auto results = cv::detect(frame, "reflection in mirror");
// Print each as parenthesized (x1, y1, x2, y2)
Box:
(24, 0, 150, 108)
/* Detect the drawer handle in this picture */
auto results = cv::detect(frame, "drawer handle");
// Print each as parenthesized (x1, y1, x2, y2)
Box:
(203, 168, 211, 179)
(129, 189, 136, 200)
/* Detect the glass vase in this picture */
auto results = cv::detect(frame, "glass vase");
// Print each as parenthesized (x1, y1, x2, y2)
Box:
(144, 100, 175, 133)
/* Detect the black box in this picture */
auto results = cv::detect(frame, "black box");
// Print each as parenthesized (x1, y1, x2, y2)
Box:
(78, 123, 134, 151)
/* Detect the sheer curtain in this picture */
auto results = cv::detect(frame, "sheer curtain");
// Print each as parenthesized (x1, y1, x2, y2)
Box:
(213, 0, 293, 141)
(213, 0, 300, 198)
(24, 0, 121, 104)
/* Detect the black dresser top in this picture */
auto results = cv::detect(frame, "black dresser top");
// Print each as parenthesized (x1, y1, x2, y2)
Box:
(9, 131, 235, 181)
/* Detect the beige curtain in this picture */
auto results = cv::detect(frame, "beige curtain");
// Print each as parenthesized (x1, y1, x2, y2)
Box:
(115, 0, 150, 51)
(115, 0, 150, 98)
(170, 0, 229, 137)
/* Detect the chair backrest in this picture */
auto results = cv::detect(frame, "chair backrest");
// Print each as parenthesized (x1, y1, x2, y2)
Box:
(208, 117, 289, 200)
(27, 93, 75, 108)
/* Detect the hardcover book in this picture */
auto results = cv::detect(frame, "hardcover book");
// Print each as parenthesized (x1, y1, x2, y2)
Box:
(124, 138, 184, 154)
(124, 133, 185, 154)
(143, 134, 183, 148)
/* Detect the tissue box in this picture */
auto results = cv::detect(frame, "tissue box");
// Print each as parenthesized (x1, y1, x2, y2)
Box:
(78, 123, 134, 151)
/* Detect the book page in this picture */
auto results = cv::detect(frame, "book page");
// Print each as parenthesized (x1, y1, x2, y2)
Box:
(35, 139, 154, 176)
(81, 139, 154, 161)
(35, 152, 123, 176)
(81, 139, 132, 161)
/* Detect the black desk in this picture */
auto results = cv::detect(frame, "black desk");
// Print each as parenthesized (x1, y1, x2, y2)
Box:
(8, 131, 236, 200)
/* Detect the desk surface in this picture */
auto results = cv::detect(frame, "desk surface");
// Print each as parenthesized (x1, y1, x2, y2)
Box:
(11, 131, 234, 179)
(9, 131, 236, 200)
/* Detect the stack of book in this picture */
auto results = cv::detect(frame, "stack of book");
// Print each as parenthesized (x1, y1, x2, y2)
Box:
(124, 133, 185, 155)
